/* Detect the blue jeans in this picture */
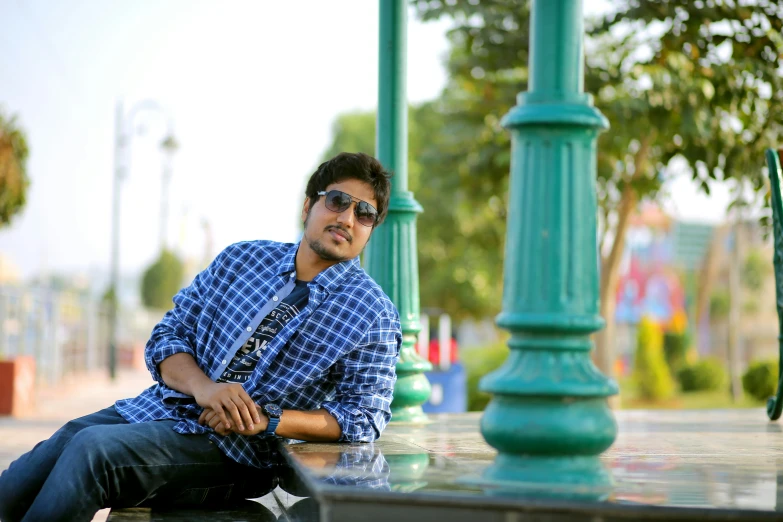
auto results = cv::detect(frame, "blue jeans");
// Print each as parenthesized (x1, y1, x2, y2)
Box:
(0, 406, 277, 522)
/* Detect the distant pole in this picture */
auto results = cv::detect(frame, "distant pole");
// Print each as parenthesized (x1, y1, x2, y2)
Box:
(159, 135, 179, 251)
(478, 0, 618, 494)
(728, 223, 742, 402)
(107, 99, 175, 380)
(108, 100, 125, 380)
(365, 0, 432, 423)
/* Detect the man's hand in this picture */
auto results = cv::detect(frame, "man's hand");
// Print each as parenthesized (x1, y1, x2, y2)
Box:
(200, 405, 268, 437)
(194, 382, 262, 432)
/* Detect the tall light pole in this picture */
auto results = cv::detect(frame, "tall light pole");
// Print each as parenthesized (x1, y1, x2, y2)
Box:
(478, 0, 618, 495)
(365, 0, 432, 423)
(159, 135, 179, 250)
(108, 99, 175, 380)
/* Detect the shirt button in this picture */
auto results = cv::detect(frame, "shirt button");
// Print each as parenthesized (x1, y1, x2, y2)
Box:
(246, 326, 252, 332)
(222, 360, 227, 365)
(273, 296, 279, 302)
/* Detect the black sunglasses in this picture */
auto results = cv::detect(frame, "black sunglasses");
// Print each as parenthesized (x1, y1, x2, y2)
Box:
(316, 190, 378, 227)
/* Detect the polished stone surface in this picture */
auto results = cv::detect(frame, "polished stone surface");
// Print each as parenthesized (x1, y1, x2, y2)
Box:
(110, 409, 783, 520)
(280, 409, 783, 519)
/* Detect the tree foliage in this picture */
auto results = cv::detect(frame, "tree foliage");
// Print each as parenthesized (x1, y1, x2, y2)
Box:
(409, 0, 783, 370)
(0, 109, 30, 227)
(324, 1, 783, 327)
(741, 247, 770, 292)
(140, 249, 185, 311)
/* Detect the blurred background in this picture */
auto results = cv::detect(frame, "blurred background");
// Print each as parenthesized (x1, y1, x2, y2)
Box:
(1, 0, 781, 413)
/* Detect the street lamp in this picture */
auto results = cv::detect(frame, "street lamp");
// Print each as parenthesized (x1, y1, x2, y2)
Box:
(108, 99, 176, 380)
(159, 134, 179, 250)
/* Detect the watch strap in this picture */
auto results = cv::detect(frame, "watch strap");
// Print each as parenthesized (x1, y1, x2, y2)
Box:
(264, 415, 280, 436)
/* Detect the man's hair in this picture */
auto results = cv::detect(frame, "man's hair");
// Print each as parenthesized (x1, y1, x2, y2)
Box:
(305, 152, 393, 226)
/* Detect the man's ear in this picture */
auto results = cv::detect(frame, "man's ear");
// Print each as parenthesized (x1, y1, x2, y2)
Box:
(301, 198, 311, 223)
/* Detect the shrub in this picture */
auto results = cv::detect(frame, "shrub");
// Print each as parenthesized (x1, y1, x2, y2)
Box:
(140, 249, 185, 310)
(742, 360, 780, 402)
(663, 331, 690, 374)
(462, 340, 509, 411)
(633, 317, 675, 401)
(677, 358, 726, 392)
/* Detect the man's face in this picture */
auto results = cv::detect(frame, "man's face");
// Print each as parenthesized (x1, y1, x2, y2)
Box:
(301, 178, 378, 263)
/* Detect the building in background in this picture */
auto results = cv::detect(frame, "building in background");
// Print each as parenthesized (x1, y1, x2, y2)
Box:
(613, 203, 777, 376)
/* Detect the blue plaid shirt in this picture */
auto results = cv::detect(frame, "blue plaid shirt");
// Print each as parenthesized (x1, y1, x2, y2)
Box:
(114, 240, 401, 469)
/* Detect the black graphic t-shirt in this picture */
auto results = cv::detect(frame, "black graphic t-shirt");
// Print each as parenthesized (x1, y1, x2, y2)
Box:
(217, 279, 310, 383)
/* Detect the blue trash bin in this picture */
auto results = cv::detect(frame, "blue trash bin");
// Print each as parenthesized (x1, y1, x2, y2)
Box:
(422, 363, 467, 414)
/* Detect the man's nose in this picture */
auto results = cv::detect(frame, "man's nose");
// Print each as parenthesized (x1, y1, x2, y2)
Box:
(336, 204, 355, 227)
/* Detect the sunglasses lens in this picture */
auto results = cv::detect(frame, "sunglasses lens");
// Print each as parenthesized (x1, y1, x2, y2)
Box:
(325, 190, 352, 213)
(322, 190, 377, 226)
(356, 203, 377, 227)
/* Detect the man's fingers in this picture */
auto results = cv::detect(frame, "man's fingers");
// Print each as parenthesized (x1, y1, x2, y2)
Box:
(198, 409, 208, 425)
(222, 398, 245, 431)
(243, 395, 262, 424)
(236, 388, 262, 424)
(211, 403, 230, 430)
(233, 397, 255, 431)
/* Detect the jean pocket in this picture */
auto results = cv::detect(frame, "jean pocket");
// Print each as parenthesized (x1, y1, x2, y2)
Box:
(171, 483, 235, 506)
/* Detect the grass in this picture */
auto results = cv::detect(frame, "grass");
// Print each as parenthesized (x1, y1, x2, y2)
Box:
(617, 376, 764, 410)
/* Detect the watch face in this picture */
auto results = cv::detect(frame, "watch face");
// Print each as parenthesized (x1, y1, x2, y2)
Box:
(264, 404, 283, 418)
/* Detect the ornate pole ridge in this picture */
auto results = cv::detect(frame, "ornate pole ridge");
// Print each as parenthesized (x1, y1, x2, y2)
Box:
(365, 0, 432, 423)
(478, 0, 618, 494)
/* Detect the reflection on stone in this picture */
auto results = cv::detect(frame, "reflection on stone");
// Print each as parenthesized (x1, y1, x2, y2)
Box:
(470, 454, 613, 502)
(281, 410, 783, 517)
(286, 442, 391, 490)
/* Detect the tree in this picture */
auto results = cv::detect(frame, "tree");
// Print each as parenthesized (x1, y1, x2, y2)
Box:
(412, 0, 783, 376)
(140, 249, 185, 310)
(0, 109, 30, 227)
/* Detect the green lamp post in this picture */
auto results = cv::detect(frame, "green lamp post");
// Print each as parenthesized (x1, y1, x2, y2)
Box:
(478, 0, 618, 494)
(364, 0, 432, 423)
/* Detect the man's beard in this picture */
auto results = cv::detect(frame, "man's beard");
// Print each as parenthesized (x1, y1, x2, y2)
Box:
(307, 235, 349, 262)
(303, 211, 352, 262)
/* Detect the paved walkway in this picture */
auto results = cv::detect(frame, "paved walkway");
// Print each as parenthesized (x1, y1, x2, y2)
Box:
(0, 369, 155, 521)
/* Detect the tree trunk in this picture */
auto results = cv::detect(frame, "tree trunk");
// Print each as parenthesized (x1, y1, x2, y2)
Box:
(594, 136, 652, 395)
(727, 222, 743, 402)
(695, 224, 730, 326)
(595, 184, 637, 380)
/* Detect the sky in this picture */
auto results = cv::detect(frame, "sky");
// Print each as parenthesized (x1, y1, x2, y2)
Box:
(0, 0, 736, 287)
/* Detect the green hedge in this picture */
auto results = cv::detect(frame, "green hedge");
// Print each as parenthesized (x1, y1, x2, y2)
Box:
(663, 331, 690, 374)
(677, 358, 726, 393)
(462, 340, 509, 411)
(742, 360, 780, 402)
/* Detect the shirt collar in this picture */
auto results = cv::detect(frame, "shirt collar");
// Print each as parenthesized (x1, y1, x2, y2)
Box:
(278, 241, 360, 291)
(276, 243, 298, 277)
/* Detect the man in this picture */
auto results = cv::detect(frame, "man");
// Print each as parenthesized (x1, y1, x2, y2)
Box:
(0, 152, 402, 522)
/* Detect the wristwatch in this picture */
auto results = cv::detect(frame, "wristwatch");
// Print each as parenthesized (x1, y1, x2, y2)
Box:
(262, 403, 283, 436)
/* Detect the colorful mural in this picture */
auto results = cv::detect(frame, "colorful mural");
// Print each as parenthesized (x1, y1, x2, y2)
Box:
(615, 229, 687, 331)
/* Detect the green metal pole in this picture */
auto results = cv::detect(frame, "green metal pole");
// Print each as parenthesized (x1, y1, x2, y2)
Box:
(478, 0, 618, 495)
(365, 0, 431, 423)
